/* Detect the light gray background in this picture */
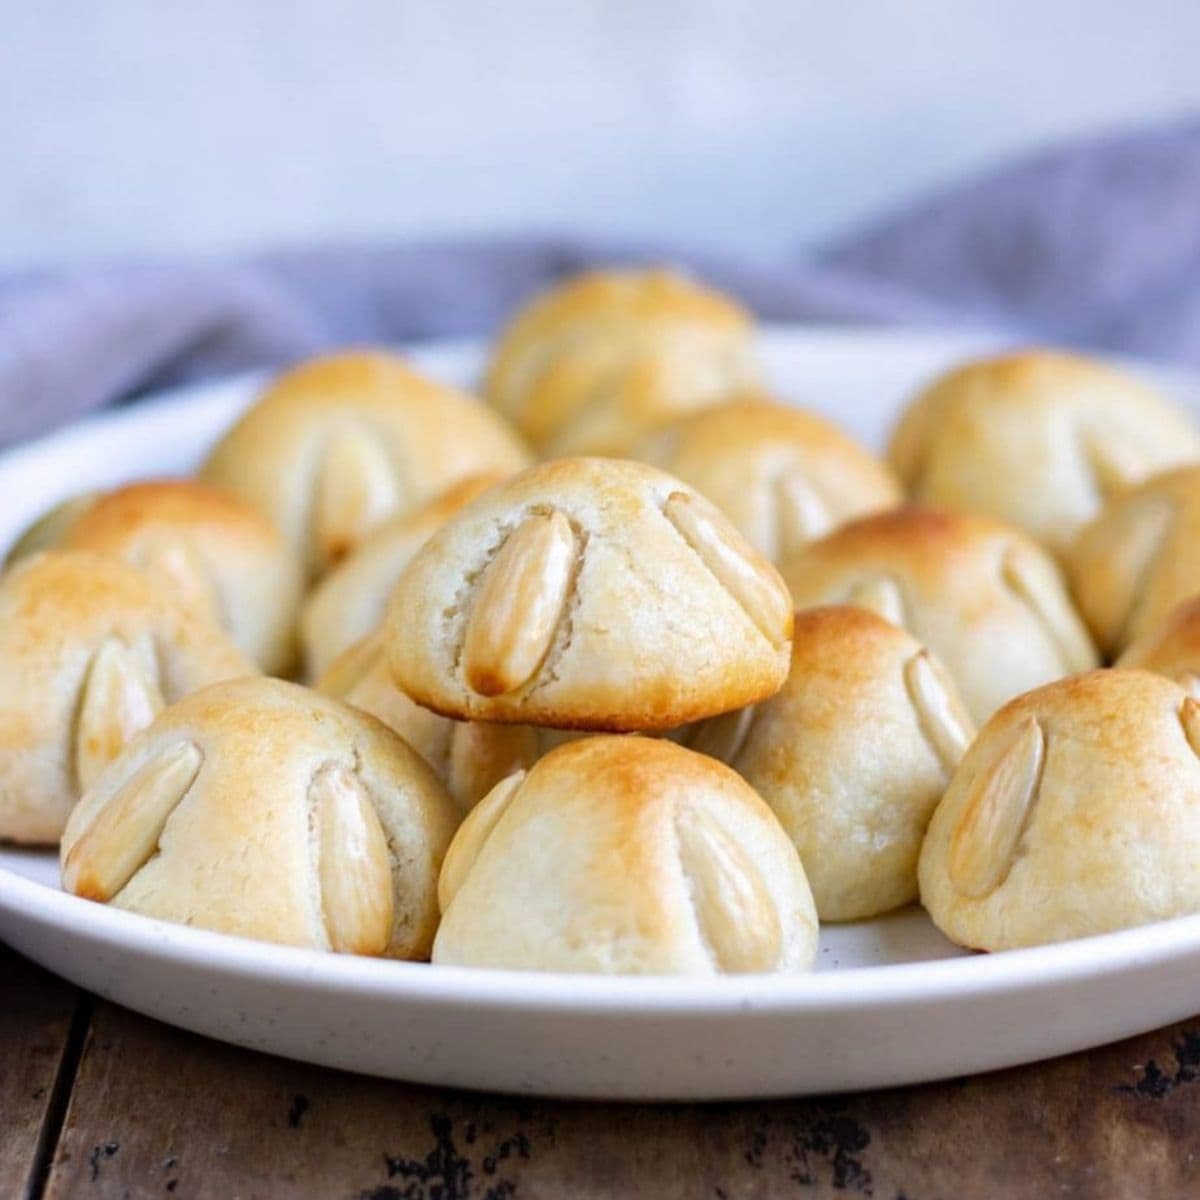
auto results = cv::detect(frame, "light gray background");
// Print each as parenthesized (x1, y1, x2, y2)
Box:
(3, 1, 1197, 268)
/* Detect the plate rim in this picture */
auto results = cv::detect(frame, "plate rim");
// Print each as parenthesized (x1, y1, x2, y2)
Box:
(5, 862, 1200, 1014)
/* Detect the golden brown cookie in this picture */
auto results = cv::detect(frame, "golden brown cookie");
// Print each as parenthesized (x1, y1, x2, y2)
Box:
(485, 268, 757, 456)
(0, 552, 254, 845)
(1068, 465, 1200, 659)
(8, 479, 303, 675)
(200, 351, 531, 577)
(780, 507, 1098, 722)
(61, 677, 459, 959)
(695, 606, 973, 921)
(919, 669, 1200, 950)
(386, 458, 794, 730)
(433, 736, 818, 974)
(635, 397, 901, 560)
(889, 350, 1200, 558)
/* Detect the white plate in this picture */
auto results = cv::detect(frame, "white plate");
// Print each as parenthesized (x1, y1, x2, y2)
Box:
(3, 326, 1200, 1101)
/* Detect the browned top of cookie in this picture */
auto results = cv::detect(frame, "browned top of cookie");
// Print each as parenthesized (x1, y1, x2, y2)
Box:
(386, 457, 793, 730)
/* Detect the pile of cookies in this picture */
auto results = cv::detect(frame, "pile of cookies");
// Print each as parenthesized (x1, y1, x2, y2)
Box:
(6, 267, 1200, 974)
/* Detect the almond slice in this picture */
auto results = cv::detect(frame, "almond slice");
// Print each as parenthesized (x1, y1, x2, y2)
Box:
(314, 426, 400, 566)
(445, 723, 538, 814)
(462, 512, 577, 697)
(310, 765, 394, 955)
(904, 650, 975, 775)
(1073, 493, 1175, 655)
(316, 631, 385, 701)
(845, 575, 906, 629)
(774, 470, 832, 558)
(676, 809, 781, 973)
(664, 491, 792, 648)
(1181, 697, 1200, 759)
(63, 740, 202, 901)
(683, 705, 757, 766)
(438, 770, 526, 913)
(1001, 546, 1097, 674)
(74, 638, 166, 794)
(949, 716, 1045, 899)
(1082, 429, 1143, 502)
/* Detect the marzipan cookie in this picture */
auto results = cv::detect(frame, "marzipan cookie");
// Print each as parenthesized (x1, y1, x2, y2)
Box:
(386, 458, 793, 729)
(433, 736, 818, 974)
(485, 269, 757, 456)
(9, 479, 303, 675)
(781, 507, 1097, 722)
(695, 606, 973, 921)
(889, 351, 1200, 558)
(1068, 465, 1200, 658)
(919, 669, 1200, 950)
(635, 397, 901, 561)
(201, 352, 531, 577)
(61, 677, 459, 959)
(0, 552, 254, 845)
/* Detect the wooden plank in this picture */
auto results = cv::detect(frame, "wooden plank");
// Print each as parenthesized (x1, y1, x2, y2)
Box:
(0, 948, 84, 1200)
(43, 999, 1200, 1199)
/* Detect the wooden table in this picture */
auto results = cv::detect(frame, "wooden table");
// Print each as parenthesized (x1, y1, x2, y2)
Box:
(5, 945, 1200, 1199)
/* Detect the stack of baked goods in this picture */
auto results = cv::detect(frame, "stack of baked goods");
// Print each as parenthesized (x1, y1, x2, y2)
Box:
(5, 266, 1200, 974)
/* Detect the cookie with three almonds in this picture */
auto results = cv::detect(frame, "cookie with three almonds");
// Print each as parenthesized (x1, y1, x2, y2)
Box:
(690, 606, 974, 921)
(300, 473, 505, 680)
(7, 479, 304, 675)
(634, 397, 902, 561)
(200, 351, 531, 578)
(485, 268, 758, 457)
(889, 351, 1200, 558)
(780, 507, 1098, 723)
(61, 677, 459, 959)
(919, 669, 1200, 951)
(317, 631, 539, 812)
(0, 552, 255, 845)
(1068, 465, 1200, 659)
(385, 458, 794, 730)
(433, 736, 818, 974)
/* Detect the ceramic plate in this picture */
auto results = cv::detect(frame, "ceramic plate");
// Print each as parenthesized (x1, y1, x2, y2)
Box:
(2, 326, 1199, 1101)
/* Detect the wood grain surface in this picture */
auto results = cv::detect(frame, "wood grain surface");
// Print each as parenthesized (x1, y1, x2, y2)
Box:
(13, 985, 1199, 1200)
(0, 949, 83, 1200)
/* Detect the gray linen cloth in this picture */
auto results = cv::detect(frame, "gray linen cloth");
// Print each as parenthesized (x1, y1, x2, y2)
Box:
(3, 116, 1199, 446)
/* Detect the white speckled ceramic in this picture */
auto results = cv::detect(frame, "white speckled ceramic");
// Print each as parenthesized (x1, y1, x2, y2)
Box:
(3, 329, 1200, 1100)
